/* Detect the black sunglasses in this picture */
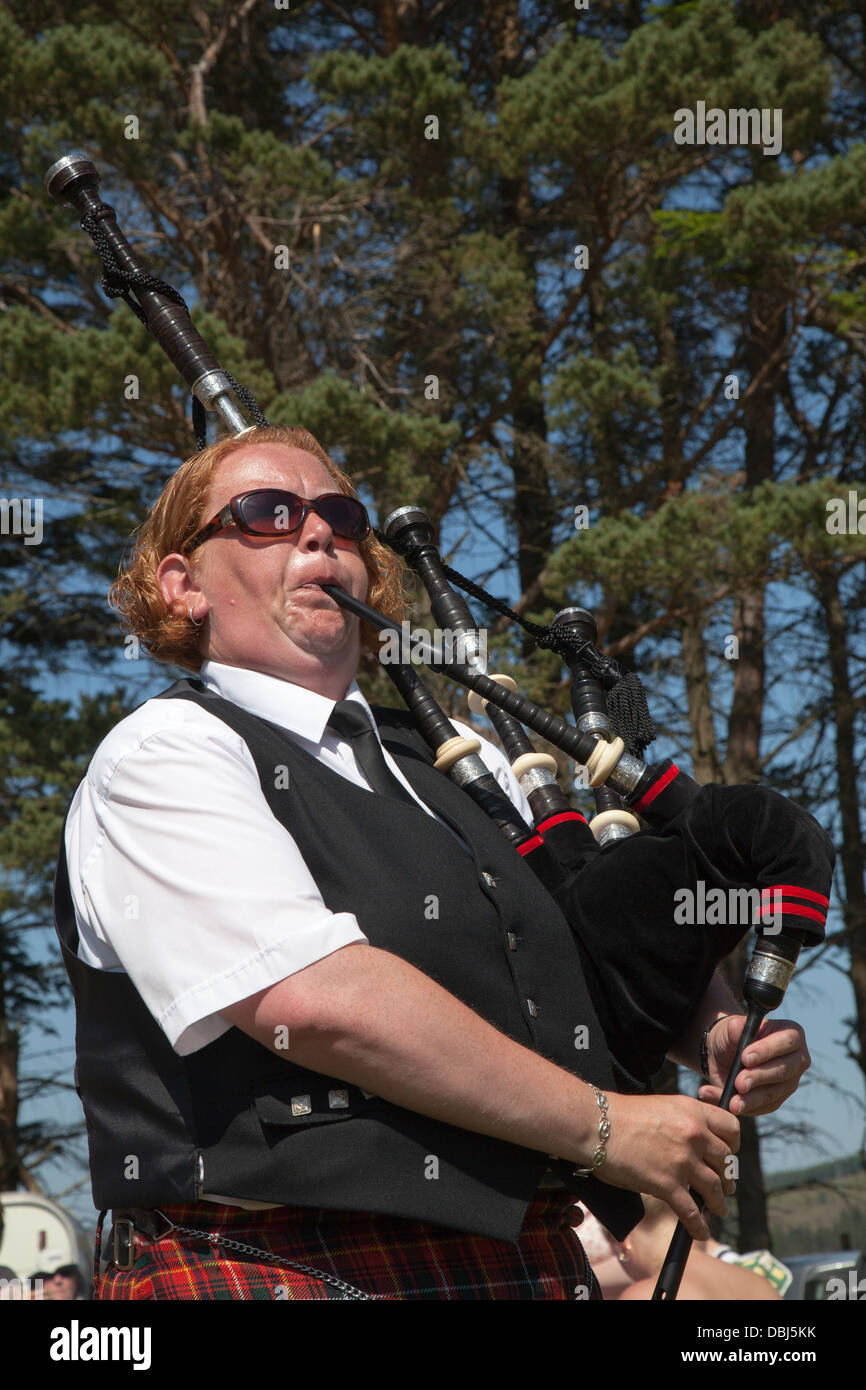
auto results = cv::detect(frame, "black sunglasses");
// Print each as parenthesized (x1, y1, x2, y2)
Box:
(183, 489, 371, 554)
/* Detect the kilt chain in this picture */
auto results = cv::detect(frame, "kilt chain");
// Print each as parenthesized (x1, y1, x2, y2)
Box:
(151, 1213, 382, 1300)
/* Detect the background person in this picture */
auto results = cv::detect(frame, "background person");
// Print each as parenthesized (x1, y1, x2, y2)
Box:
(576, 1198, 786, 1300)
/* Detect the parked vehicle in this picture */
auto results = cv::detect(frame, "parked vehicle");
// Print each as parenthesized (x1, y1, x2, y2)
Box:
(781, 1250, 864, 1300)
(0, 1191, 92, 1295)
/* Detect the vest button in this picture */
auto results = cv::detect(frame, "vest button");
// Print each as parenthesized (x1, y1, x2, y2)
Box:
(526, 998, 538, 1017)
(482, 871, 497, 888)
(507, 932, 519, 951)
(291, 1094, 312, 1116)
(328, 1089, 349, 1109)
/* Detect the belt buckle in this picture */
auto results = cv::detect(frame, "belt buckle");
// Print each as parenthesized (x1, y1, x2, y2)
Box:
(113, 1218, 136, 1272)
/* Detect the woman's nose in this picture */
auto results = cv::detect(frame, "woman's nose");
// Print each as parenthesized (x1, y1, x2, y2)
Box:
(297, 506, 334, 548)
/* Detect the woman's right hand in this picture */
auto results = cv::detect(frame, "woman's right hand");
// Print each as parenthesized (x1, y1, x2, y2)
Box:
(591, 1093, 740, 1241)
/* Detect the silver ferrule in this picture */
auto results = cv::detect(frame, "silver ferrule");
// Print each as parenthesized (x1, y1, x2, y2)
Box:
(746, 951, 796, 992)
(192, 370, 253, 436)
(44, 152, 96, 204)
(384, 505, 420, 529)
(518, 767, 559, 796)
(448, 754, 494, 788)
(605, 750, 646, 797)
(192, 368, 237, 407)
(576, 710, 611, 737)
(596, 823, 634, 847)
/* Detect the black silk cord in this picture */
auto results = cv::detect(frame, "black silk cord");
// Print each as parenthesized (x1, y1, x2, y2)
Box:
(436, 561, 656, 759)
(79, 205, 270, 449)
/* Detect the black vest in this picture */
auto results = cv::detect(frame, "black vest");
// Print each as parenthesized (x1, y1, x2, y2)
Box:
(53, 679, 643, 1242)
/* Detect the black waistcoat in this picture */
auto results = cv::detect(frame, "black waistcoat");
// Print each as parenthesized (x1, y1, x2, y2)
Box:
(53, 678, 643, 1242)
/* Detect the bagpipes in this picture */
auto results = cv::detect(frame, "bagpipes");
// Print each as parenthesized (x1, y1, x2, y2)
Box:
(45, 153, 833, 1300)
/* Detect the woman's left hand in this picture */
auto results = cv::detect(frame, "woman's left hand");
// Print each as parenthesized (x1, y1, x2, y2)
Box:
(698, 1016, 810, 1116)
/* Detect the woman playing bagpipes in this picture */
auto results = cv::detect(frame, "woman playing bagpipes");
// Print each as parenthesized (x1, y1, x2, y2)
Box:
(53, 424, 832, 1300)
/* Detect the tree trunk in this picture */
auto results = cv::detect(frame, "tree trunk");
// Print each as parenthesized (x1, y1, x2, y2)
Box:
(490, 2, 556, 602)
(721, 279, 788, 1249)
(510, 388, 556, 600)
(681, 610, 723, 784)
(0, 1000, 21, 1190)
(817, 565, 866, 1085)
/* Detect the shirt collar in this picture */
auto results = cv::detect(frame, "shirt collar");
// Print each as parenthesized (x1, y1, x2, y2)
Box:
(200, 660, 372, 745)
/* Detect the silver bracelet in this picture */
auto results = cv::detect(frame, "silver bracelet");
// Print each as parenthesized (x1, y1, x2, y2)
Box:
(700, 1014, 734, 1082)
(573, 1085, 610, 1177)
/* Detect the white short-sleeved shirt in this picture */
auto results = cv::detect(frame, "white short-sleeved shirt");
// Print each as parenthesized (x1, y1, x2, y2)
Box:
(66, 660, 532, 1059)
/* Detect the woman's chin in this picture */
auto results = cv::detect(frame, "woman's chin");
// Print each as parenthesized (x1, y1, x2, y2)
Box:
(283, 617, 359, 661)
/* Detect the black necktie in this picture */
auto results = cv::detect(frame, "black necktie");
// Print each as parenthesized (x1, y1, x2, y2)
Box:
(327, 701, 417, 806)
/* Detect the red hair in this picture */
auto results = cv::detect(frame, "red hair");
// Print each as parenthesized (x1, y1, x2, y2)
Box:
(109, 426, 408, 672)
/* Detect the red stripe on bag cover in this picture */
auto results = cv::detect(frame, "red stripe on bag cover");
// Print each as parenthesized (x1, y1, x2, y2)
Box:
(517, 835, 545, 856)
(536, 812, 589, 834)
(759, 903, 825, 924)
(631, 763, 680, 814)
(760, 885, 830, 908)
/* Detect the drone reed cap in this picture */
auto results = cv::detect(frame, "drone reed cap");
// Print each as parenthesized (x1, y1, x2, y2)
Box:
(44, 153, 99, 206)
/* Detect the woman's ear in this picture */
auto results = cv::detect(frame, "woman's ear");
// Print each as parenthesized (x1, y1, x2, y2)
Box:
(157, 553, 207, 622)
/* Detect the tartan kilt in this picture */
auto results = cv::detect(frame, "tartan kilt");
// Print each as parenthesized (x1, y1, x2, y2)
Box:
(96, 1190, 601, 1301)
